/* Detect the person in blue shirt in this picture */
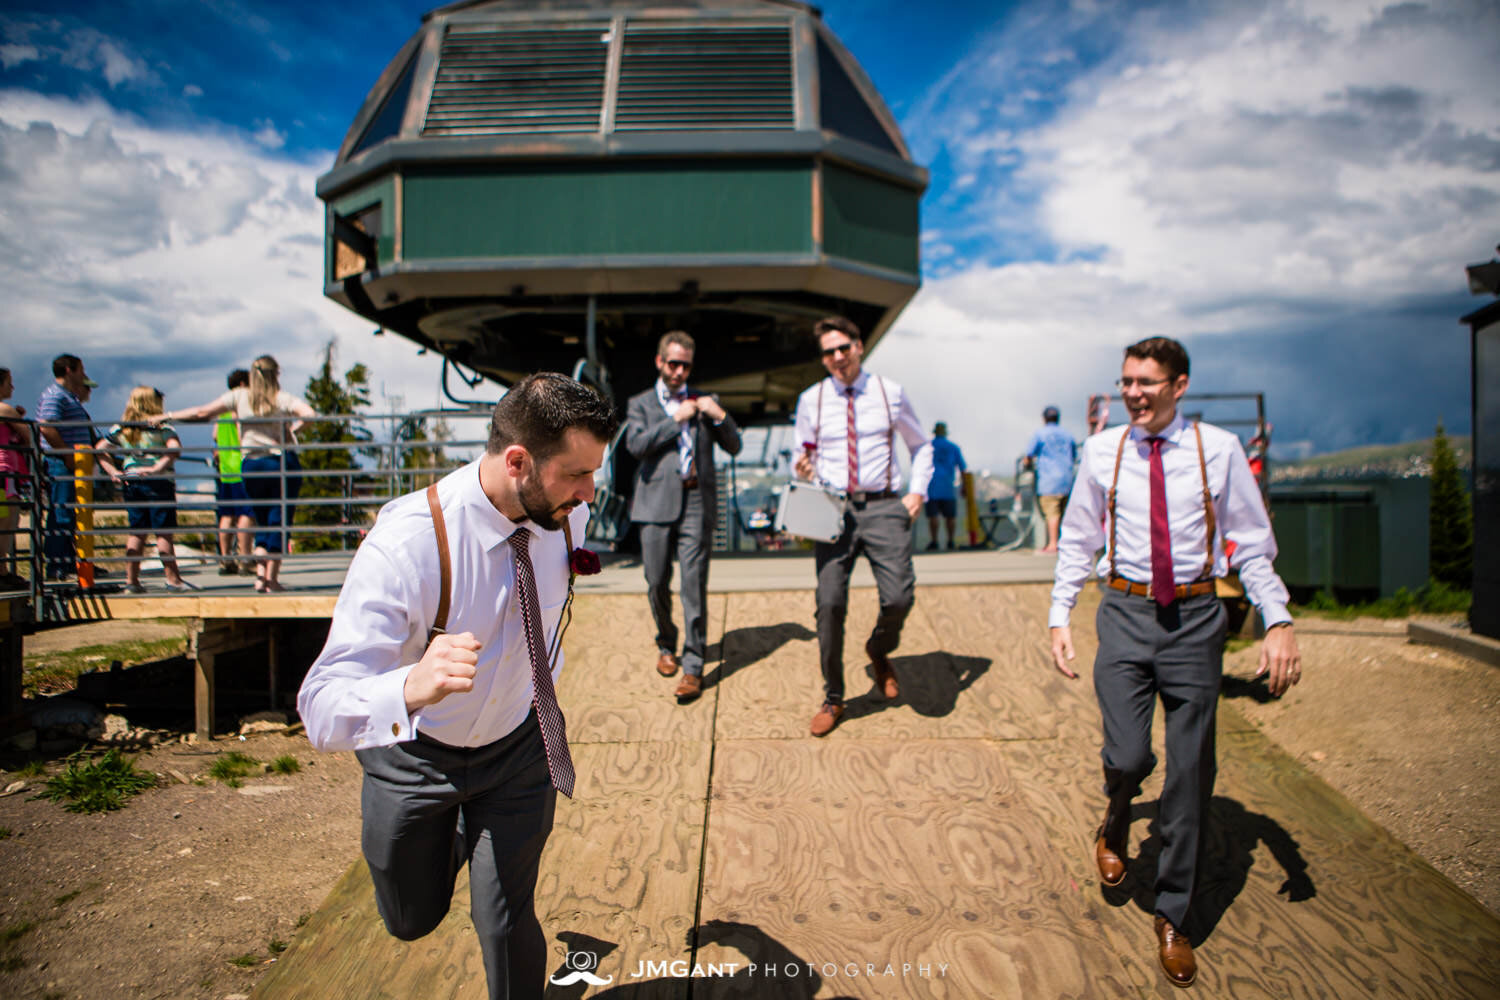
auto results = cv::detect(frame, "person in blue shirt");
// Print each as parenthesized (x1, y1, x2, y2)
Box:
(36, 353, 96, 580)
(925, 422, 967, 550)
(1025, 406, 1078, 553)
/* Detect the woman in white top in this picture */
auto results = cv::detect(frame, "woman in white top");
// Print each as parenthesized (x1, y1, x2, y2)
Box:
(161, 355, 315, 592)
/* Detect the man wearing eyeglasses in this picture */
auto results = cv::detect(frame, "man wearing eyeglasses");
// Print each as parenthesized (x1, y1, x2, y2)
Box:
(1046, 336, 1301, 988)
(793, 316, 933, 737)
(624, 330, 743, 703)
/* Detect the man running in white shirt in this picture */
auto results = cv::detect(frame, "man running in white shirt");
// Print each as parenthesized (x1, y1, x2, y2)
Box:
(298, 374, 618, 1000)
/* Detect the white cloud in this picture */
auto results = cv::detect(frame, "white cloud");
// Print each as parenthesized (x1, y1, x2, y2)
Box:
(0, 43, 38, 69)
(56, 27, 159, 90)
(252, 117, 286, 150)
(0, 91, 451, 442)
(182, 83, 203, 98)
(880, 0, 1498, 467)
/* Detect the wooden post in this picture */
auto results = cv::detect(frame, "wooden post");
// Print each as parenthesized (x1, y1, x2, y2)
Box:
(189, 619, 214, 741)
(0, 606, 24, 732)
(267, 624, 279, 711)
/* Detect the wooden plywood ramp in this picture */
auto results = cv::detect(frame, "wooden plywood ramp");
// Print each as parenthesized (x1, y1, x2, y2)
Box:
(255, 586, 1500, 1000)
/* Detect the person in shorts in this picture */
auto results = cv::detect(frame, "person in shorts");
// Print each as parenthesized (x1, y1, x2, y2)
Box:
(213, 368, 255, 574)
(97, 386, 194, 593)
(923, 421, 967, 550)
(1025, 405, 1077, 553)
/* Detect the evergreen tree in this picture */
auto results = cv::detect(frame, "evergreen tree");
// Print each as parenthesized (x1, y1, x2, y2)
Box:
(395, 414, 456, 494)
(1428, 421, 1473, 589)
(297, 341, 374, 551)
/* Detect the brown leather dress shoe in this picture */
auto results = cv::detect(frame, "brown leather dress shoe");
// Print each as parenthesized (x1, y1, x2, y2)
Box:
(1155, 915, 1197, 988)
(656, 651, 679, 677)
(1095, 832, 1126, 886)
(674, 674, 702, 702)
(809, 702, 844, 737)
(865, 641, 899, 699)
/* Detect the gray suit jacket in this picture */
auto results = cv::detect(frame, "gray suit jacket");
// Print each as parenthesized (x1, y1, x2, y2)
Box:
(625, 386, 743, 524)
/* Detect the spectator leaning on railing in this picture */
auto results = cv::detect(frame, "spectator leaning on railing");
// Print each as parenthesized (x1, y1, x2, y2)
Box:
(158, 354, 315, 593)
(0, 366, 34, 584)
(35, 353, 97, 581)
(213, 367, 255, 575)
(96, 386, 195, 593)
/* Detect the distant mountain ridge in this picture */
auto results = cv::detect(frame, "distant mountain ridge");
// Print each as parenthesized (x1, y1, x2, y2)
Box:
(1271, 435, 1472, 482)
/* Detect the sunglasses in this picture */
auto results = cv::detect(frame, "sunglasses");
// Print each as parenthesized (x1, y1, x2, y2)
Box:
(663, 360, 692, 371)
(821, 342, 856, 358)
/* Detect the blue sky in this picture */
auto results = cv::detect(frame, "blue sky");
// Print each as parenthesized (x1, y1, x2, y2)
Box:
(1, 0, 1496, 471)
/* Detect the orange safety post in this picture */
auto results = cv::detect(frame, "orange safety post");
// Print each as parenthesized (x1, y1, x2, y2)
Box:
(73, 443, 94, 588)
(962, 471, 980, 548)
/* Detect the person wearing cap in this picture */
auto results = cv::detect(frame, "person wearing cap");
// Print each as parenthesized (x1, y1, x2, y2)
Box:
(35, 354, 97, 580)
(1046, 336, 1301, 988)
(793, 315, 933, 737)
(924, 422, 967, 550)
(1024, 405, 1078, 554)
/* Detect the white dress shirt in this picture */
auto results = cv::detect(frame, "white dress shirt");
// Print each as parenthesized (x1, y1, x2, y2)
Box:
(298, 459, 588, 752)
(655, 378, 694, 479)
(1048, 414, 1290, 629)
(793, 371, 934, 496)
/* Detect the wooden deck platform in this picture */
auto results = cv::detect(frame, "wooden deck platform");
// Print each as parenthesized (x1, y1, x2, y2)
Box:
(252, 584, 1500, 999)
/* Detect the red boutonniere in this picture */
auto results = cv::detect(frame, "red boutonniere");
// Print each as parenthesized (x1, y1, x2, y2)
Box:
(570, 547, 602, 578)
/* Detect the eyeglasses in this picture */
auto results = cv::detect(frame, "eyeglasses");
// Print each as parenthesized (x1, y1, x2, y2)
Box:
(663, 360, 692, 371)
(1115, 376, 1174, 390)
(821, 342, 856, 358)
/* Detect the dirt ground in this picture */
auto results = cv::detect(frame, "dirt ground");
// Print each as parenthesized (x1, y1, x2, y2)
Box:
(1, 610, 1497, 1000)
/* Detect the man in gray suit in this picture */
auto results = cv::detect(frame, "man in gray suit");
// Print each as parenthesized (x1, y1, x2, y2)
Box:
(625, 331, 743, 702)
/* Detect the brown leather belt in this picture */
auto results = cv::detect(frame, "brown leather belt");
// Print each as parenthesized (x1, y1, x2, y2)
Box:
(1106, 576, 1217, 600)
(682, 476, 699, 490)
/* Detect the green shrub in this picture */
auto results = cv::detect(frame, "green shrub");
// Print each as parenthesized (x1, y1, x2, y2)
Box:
(207, 752, 259, 787)
(269, 755, 301, 775)
(38, 750, 157, 813)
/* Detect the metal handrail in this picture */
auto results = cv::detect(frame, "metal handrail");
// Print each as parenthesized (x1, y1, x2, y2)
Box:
(9, 410, 503, 613)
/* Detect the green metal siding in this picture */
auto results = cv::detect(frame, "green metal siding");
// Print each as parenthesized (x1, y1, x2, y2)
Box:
(401, 162, 812, 259)
(821, 163, 919, 276)
(328, 177, 397, 277)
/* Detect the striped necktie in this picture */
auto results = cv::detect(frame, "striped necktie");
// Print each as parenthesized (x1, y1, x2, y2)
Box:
(668, 388, 694, 479)
(846, 385, 859, 490)
(1148, 436, 1174, 609)
(509, 529, 575, 797)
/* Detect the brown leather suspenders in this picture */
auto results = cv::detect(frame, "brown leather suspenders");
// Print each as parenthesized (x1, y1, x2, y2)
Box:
(813, 375, 897, 491)
(426, 483, 451, 643)
(1106, 423, 1216, 583)
(424, 481, 577, 646)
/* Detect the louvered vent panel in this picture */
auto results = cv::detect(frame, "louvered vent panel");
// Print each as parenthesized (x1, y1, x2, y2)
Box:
(615, 23, 793, 131)
(423, 22, 609, 136)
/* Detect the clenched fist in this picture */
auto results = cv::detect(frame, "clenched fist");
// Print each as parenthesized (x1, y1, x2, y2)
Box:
(404, 631, 481, 713)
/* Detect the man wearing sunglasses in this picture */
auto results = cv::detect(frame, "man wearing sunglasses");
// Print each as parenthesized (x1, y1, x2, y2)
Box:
(1046, 336, 1301, 988)
(793, 316, 933, 737)
(624, 330, 742, 702)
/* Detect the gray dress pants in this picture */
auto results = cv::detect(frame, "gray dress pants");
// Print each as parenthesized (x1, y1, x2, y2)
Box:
(1092, 588, 1226, 928)
(813, 496, 916, 703)
(639, 485, 709, 675)
(356, 712, 557, 1000)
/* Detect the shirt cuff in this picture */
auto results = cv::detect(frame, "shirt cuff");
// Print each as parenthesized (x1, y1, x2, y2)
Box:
(1047, 605, 1072, 629)
(1259, 603, 1292, 629)
(360, 665, 416, 748)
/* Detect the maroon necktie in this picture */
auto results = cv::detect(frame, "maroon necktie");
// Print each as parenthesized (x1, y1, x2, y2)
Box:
(1148, 437, 1174, 608)
(510, 529, 575, 797)
(846, 387, 859, 490)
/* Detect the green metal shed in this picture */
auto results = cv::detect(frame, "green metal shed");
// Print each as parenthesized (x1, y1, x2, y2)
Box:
(317, 0, 928, 416)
